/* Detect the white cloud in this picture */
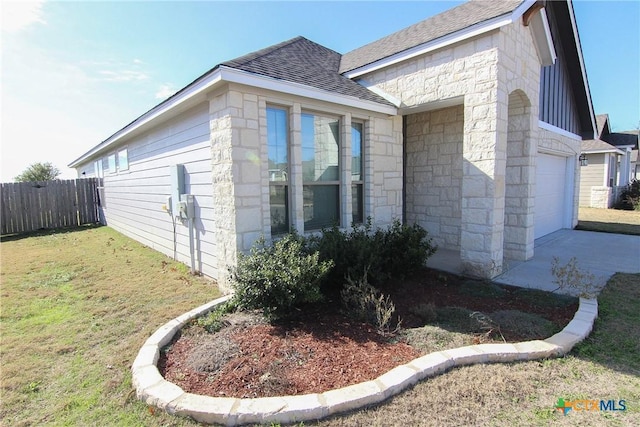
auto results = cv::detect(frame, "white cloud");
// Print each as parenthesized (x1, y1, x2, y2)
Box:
(97, 69, 149, 82)
(1, 1, 47, 33)
(155, 83, 178, 100)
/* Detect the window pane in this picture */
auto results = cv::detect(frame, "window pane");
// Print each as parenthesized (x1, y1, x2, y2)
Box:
(267, 108, 288, 182)
(302, 114, 339, 182)
(118, 148, 129, 171)
(351, 123, 363, 181)
(303, 185, 339, 230)
(108, 154, 116, 172)
(352, 184, 363, 224)
(270, 185, 289, 234)
(268, 107, 289, 234)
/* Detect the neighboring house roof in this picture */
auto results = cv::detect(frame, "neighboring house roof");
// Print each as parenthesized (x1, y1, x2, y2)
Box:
(581, 139, 623, 154)
(222, 37, 393, 106)
(596, 114, 609, 139)
(607, 130, 639, 149)
(340, 1, 522, 74)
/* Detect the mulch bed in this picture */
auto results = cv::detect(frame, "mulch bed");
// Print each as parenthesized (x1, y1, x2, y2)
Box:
(159, 268, 578, 399)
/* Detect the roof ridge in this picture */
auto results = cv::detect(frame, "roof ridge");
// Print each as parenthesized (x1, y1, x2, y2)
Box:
(223, 36, 308, 67)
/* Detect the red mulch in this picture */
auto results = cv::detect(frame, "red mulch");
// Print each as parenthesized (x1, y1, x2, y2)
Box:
(159, 268, 578, 399)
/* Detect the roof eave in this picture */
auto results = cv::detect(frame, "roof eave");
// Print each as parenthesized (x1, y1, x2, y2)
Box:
(69, 67, 397, 168)
(69, 69, 224, 168)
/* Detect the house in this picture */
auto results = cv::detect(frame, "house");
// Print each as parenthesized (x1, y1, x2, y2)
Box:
(69, 0, 596, 284)
(579, 114, 638, 208)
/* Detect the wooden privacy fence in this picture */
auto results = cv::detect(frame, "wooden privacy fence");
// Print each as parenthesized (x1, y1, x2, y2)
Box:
(1, 178, 102, 236)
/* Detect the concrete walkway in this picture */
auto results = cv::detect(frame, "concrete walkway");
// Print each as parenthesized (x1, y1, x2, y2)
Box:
(427, 229, 640, 295)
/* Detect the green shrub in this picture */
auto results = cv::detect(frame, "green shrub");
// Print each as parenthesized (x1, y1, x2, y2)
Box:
(340, 272, 400, 335)
(615, 179, 640, 210)
(377, 220, 437, 280)
(305, 219, 383, 292)
(229, 234, 333, 320)
(306, 218, 436, 292)
(193, 300, 237, 333)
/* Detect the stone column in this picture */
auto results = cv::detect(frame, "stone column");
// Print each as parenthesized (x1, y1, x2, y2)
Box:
(460, 90, 508, 278)
(209, 91, 237, 287)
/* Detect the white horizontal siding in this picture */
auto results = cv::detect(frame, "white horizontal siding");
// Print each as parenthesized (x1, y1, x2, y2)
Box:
(89, 102, 220, 279)
(579, 153, 604, 206)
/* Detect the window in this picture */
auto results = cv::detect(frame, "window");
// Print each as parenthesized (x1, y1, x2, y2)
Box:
(94, 159, 104, 178)
(351, 122, 364, 224)
(107, 153, 116, 173)
(267, 107, 289, 234)
(118, 148, 129, 171)
(302, 113, 340, 230)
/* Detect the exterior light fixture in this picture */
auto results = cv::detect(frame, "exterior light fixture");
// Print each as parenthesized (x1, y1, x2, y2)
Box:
(579, 154, 588, 166)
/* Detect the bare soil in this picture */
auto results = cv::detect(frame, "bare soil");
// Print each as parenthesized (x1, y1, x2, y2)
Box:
(159, 269, 578, 399)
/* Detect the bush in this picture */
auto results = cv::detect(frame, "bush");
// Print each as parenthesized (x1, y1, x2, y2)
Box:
(306, 218, 436, 293)
(615, 179, 640, 210)
(340, 272, 400, 335)
(377, 220, 437, 280)
(229, 234, 333, 320)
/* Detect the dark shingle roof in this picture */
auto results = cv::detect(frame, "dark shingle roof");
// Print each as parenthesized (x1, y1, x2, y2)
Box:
(607, 131, 639, 149)
(339, 0, 523, 73)
(222, 36, 394, 106)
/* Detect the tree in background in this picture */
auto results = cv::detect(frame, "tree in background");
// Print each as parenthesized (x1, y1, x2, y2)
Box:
(14, 162, 61, 182)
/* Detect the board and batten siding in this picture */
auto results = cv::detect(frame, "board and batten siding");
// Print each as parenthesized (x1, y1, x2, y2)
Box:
(538, 4, 581, 135)
(578, 153, 605, 206)
(78, 102, 219, 279)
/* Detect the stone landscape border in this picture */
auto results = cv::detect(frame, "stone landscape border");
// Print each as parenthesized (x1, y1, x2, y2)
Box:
(132, 295, 598, 426)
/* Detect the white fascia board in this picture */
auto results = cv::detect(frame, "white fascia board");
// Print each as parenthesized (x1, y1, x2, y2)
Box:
(567, 0, 597, 139)
(398, 96, 464, 116)
(529, 8, 557, 66)
(356, 79, 402, 107)
(344, 0, 536, 79)
(69, 70, 223, 167)
(218, 66, 397, 115)
(540, 9, 557, 63)
(538, 120, 582, 141)
(583, 149, 624, 155)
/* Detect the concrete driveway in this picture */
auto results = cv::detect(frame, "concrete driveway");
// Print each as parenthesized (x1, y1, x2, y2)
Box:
(426, 229, 640, 296)
(495, 229, 640, 295)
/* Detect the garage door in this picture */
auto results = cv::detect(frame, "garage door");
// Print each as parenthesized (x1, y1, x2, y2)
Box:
(535, 153, 567, 239)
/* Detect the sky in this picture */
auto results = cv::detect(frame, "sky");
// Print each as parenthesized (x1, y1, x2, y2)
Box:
(1, 0, 639, 182)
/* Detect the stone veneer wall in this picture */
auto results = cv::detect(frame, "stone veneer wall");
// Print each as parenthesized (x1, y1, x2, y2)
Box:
(209, 84, 401, 287)
(360, 19, 547, 277)
(405, 106, 463, 250)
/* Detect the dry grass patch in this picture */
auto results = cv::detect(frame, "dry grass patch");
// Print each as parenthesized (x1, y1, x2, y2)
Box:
(577, 207, 640, 235)
(1, 226, 219, 426)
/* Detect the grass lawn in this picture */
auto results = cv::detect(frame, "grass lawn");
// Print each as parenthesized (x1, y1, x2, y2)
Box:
(1, 226, 220, 426)
(2, 227, 638, 426)
(577, 207, 640, 235)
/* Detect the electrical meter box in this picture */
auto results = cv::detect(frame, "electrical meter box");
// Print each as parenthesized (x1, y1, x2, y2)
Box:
(169, 164, 185, 216)
(178, 194, 195, 219)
